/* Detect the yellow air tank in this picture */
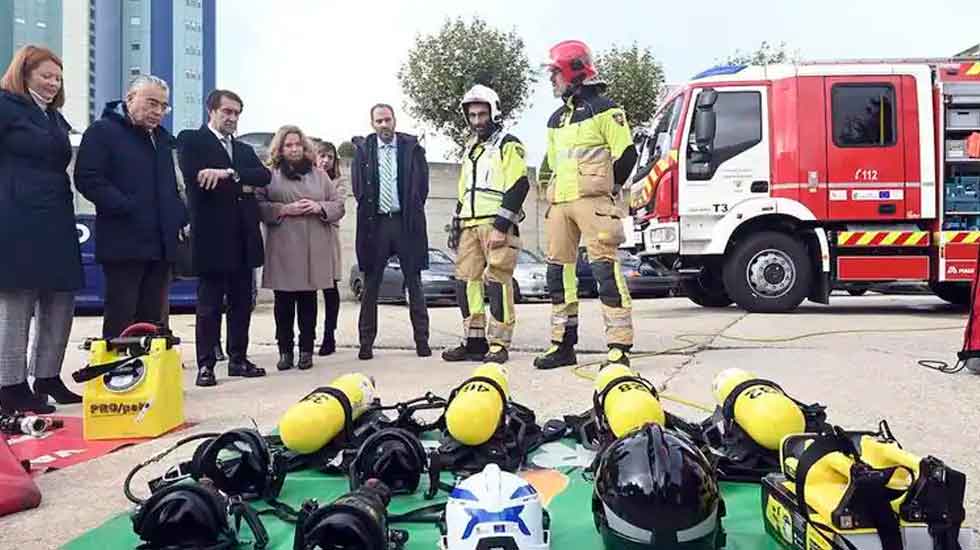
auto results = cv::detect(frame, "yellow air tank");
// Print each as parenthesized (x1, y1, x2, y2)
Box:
(278, 373, 376, 454)
(445, 363, 510, 446)
(712, 368, 805, 451)
(594, 364, 665, 438)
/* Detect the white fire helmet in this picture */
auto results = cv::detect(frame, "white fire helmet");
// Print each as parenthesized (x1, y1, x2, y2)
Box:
(460, 84, 503, 124)
(440, 463, 550, 550)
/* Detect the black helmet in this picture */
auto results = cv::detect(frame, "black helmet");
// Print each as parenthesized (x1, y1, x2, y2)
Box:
(349, 428, 427, 495)
(592, 424, 725, 549)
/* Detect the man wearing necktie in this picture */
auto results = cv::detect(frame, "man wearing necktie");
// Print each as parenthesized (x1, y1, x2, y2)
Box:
(176, 89, 270, 386)
(351, 104, 431, 360)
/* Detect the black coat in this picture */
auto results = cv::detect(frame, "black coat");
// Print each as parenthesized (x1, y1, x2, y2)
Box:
(176, 126, 270, 274)
(74, 101, 188, 264)
(351, 132, 430, 274)
(0, 91, 83, 291)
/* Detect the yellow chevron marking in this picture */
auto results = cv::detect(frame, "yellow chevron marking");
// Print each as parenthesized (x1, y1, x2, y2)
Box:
(967, 63, 980, 76)
(880, 232, 901, 245)
(905, 232, 927, 245)
(857, 232, 877, 245)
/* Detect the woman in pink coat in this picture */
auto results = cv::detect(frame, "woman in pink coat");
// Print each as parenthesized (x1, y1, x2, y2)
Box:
(256, 126, 344, 370)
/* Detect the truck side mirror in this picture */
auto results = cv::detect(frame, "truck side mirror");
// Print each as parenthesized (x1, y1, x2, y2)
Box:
(693, 88, 718, 152)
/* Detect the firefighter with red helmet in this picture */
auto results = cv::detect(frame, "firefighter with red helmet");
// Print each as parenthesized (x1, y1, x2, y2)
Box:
(534, 40, 639, 370)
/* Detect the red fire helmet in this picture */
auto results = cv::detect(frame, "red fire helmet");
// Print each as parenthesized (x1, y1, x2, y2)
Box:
(546, 40, 598, 85)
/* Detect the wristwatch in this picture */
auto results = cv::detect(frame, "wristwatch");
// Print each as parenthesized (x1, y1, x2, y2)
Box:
(226, 168, 241, 182)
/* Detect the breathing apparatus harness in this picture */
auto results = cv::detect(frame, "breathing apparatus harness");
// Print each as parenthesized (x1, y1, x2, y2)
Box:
(784, 421, 966, 550)
(424, 376, 556, 499)
(124, 429, 281, 549)
(556, 372, 701, 475)
(700, 378, 829, 482)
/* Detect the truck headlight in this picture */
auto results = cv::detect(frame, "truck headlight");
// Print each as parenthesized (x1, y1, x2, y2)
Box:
(421, 272, 449, 282)
(648, 227, 677, 244)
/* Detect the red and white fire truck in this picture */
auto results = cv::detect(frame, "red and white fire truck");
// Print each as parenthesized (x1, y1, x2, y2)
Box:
(627, 58, 980, 313)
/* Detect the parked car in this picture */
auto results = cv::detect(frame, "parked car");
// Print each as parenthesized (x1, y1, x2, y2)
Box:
(349, 248, 457, 305)
(622, 254, 682, 298)
(575, 246, 680, 299)
(73, 213, 198, 313)
(576, 247, 600, 298)
(513, 249, 548, 303)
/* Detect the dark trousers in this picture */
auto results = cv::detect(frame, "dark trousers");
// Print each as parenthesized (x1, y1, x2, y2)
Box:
(275, 291, 317, 353)
(101, 260, 171, 339)
(322, 283, 340, 338)
(196, 269, 254, 368)
(358, 214, 429, 347)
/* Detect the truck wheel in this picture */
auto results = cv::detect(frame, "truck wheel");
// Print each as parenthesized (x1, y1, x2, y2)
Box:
(929, 282, 972, 307)
(723, 231, 812, 313)
(682, 267, 733, 308)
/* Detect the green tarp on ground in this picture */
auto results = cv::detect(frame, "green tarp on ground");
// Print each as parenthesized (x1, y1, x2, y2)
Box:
(63, 438, 782, 549)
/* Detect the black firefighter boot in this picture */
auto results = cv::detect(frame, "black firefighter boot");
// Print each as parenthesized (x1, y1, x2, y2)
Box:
(533, 343, 577, 370)
(603, 344, 631, 368)
(484, 344, 509, 364)
(441, 337, 490, 362)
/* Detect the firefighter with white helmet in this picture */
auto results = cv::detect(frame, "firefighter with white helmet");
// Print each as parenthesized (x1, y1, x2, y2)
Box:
(534, 40, 639, 370)
(442, 84, 530, 364)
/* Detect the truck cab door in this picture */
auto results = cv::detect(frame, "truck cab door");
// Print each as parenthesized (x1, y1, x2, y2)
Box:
(825, 77, 906, 219)
(679, 86, 771, 251)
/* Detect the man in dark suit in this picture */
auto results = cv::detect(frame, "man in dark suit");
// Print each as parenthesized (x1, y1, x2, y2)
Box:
(176, 89, 270, 387)
(351, 104, 431, 360)
(75, 75, 188, 339)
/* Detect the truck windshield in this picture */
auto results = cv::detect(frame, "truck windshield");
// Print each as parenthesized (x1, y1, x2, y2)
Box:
(642, 95, 683, 164)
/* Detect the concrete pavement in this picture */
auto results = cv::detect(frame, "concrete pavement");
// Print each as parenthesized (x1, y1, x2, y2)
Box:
(1, 293, 978, 548)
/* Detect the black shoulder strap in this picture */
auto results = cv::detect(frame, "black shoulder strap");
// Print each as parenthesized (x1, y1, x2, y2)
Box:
(721, 378, 783, 423)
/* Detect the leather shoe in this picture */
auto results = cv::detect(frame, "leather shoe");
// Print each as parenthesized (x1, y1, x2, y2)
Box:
(358, 346, 373, 360)
(0, 382, 55, 414)
(196, 367, 217, 387)
(228, 359, 266, 378)
(33, 376, 82, 404)
(297, 352, 313, 370)
(416, 342, 432, 357)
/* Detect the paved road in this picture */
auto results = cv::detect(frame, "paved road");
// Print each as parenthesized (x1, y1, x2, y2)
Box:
(1, 293, 977, 548)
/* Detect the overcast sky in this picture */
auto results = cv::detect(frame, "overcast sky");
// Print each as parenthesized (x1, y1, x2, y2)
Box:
(216, 0, 979, 165)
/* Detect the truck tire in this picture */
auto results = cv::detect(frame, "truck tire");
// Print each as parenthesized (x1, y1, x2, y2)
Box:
(723, 231, 812, 313)
(930, 282, 972, 307)
(683, 267, 733, 308)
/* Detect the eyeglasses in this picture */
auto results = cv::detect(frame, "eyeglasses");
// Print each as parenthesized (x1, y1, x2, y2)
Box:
(144, 97, 172, 114)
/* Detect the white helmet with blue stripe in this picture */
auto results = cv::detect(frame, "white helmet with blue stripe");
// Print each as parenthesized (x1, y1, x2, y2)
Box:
(440, 463, 551, 550)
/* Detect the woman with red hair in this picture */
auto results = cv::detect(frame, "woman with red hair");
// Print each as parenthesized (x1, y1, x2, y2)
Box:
(0, 45, 84, 413)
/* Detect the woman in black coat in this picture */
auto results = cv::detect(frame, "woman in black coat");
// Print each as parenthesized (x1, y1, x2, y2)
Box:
(0, 46, 84, 414)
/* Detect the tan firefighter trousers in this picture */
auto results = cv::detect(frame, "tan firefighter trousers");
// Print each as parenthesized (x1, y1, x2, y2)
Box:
(454, 223, 520, 347)
(545, 195, 633, 348)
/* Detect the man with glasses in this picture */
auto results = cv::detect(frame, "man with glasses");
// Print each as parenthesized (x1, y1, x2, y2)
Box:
(75, 75, 188, 338)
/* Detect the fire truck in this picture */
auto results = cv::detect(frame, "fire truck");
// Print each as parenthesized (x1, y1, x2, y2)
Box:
(626, 58, 980, 313)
